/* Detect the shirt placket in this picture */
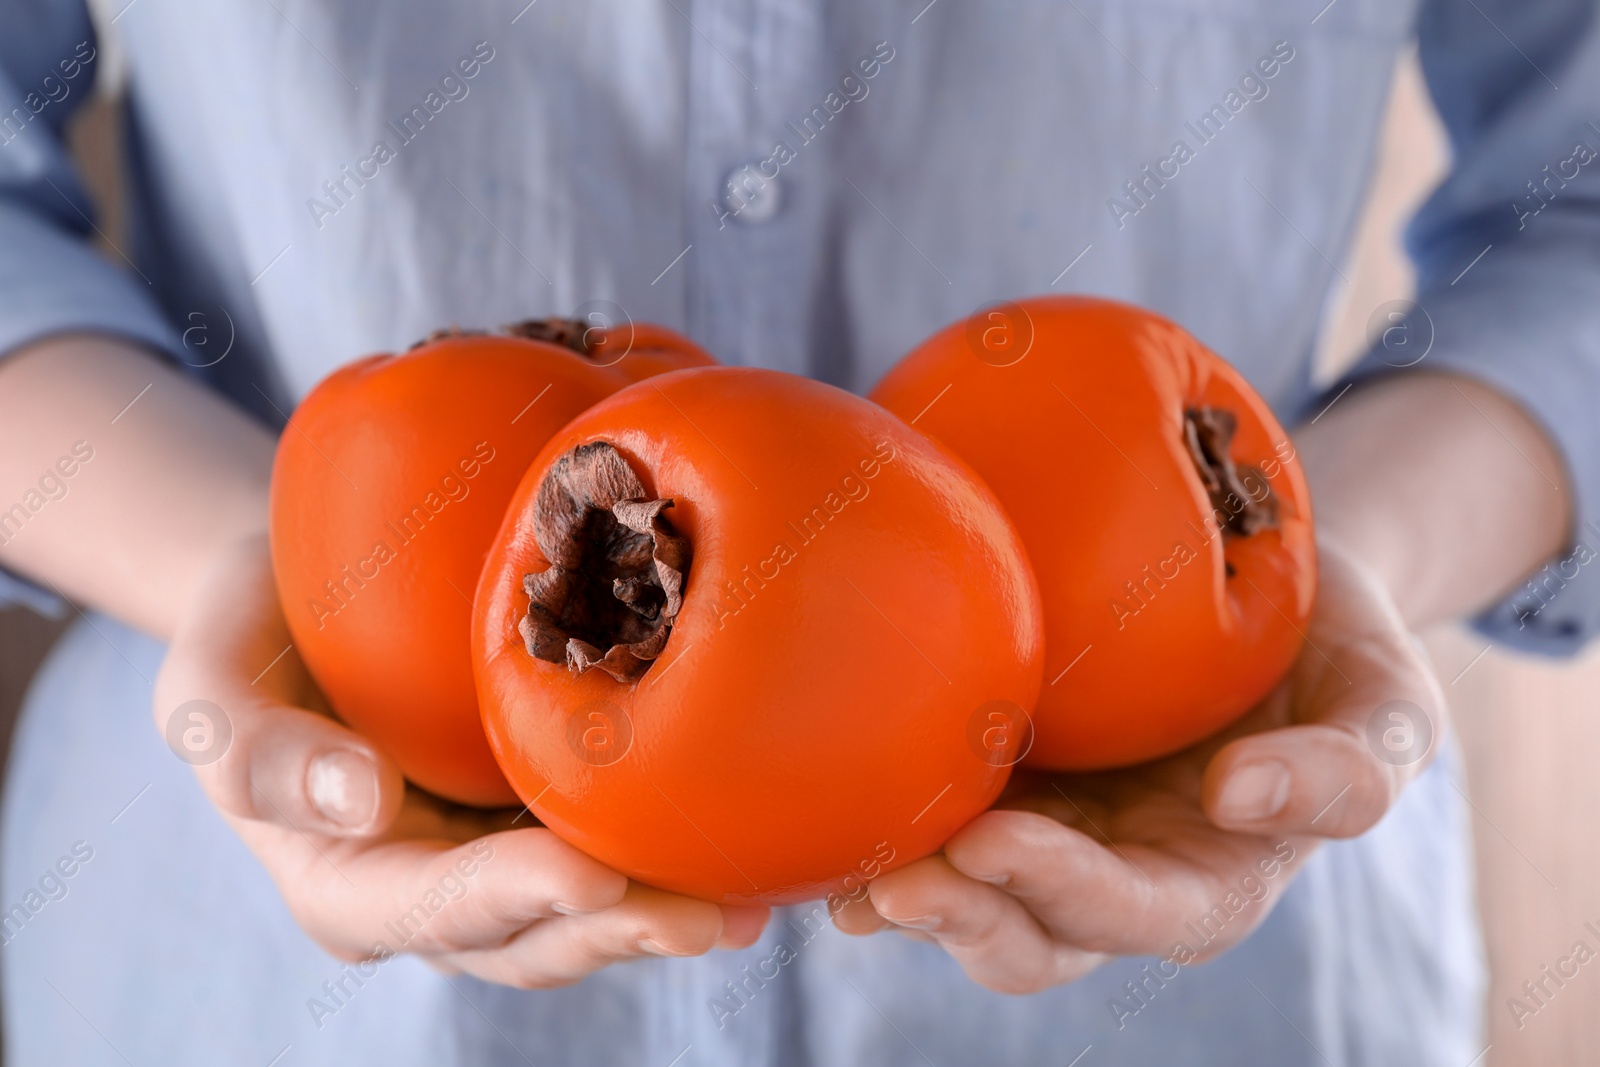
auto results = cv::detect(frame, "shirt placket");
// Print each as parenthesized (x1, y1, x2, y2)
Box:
(683, 0, 827, 377)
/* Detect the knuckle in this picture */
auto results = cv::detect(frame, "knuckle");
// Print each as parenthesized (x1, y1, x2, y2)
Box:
(932, 907, 1004, 950)
(1070, 931, 1127, 955)
(418, 925, 481, 956)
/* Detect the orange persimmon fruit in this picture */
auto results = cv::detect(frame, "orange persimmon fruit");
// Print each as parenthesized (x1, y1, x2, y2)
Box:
(472, 366, 1044, 903)
(270, 319, 713, 806)
(870, 295, 1316, 770)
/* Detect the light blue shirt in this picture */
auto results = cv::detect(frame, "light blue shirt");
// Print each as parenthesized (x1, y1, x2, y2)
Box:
(3, 0, 1599, 1062)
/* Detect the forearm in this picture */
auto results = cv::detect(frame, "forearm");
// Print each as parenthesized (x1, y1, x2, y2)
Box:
(1294, 370, 1571, 629)
(0, 333, 275, 639)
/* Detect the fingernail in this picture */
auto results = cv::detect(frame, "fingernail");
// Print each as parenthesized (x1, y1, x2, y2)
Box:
(637, 938, 675, 956)
(1215, 760, 1292, 822)
(889, 915, 943, 931)
(308, 749, 380, 830)
(550, 901, 592, 916)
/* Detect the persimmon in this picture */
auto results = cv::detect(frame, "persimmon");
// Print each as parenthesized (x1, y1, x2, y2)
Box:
(504, 317, 713, 385)
(870, 296, 1316, 770)
(270, 320, 714, 806)
(472, 367, 1044, 904)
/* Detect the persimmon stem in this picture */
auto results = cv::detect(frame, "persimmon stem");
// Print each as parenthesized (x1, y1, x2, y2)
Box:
(408, 325, 488, 349)
(1183, 407, 1277, 539)
(503, 318, 595, 356)
(408, 319, 597, 356)
(519, 442, 689, 683)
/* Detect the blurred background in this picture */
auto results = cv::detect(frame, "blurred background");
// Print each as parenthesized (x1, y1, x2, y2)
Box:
(1, 42, 1595, 1067)
(1316, 49, 1600, 1067)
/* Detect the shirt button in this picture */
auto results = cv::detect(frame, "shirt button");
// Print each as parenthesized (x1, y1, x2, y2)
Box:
(722, 163, 783, 224)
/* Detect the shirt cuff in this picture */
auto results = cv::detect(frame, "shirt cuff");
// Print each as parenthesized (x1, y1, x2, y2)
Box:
(0, 199, 183, 363)
(1334, 225, 1600, 657)
(0, 198, 185, 618)
(0, 570, 66, 618)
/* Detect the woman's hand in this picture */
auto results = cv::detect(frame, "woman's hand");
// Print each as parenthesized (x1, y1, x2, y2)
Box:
(154, 532, 768, 986)
(837, 540, 1442, 993)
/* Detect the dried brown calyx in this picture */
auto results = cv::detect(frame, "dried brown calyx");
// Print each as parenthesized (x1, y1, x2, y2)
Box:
(519, 442, 689, 683)
(1183, 407, 1278, 539)
(503, 318, 594, 356)
(409, 326, 488, 350)
(408, 319, 596, 356)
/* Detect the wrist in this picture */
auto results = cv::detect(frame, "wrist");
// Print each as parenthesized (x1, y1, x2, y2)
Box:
(0, 333, 276, 639)
(1293, 371, 1570, 629)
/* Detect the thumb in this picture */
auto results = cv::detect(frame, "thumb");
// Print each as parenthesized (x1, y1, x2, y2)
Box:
(1201, 539, 1443, 839)
(154, 532, 406, 837)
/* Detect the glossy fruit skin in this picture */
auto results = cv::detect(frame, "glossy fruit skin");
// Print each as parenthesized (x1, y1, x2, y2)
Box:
(473, 367, 1044, 904)
(589, 322, 716, 383)
(271, 327, 714, 806)
(870, 296, 1316, 770)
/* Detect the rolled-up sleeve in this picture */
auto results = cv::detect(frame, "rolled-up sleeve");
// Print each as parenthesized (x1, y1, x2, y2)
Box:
(1, 0, 183, 612)
(1335, 0, 1600, 656)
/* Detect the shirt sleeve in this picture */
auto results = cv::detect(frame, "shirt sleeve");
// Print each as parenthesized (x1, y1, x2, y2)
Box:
(1332, 0, 1600, 657)
(1, 3, 182, 359)
(1, 0, 185, 613)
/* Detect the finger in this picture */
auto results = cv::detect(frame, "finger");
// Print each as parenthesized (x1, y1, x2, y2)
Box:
(1204, 723, 1393, 838)
(443, 883, 728, 990)
(832, 894, 890, 937)
(715, 904, 772, 949)
(942, 810, 1170, 955)
(868, 851, 1105, 995)
(215, 702, 404, 837)
(155, 533, 406, 838)
(1204, 543, 1444, 838)
(276, 828, 628, 959)
(946, 808, 1298, 960)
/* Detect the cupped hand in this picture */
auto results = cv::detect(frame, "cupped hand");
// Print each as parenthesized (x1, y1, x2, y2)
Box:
(153, 533, 768, 988)
(837, 538, 1443, 994)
